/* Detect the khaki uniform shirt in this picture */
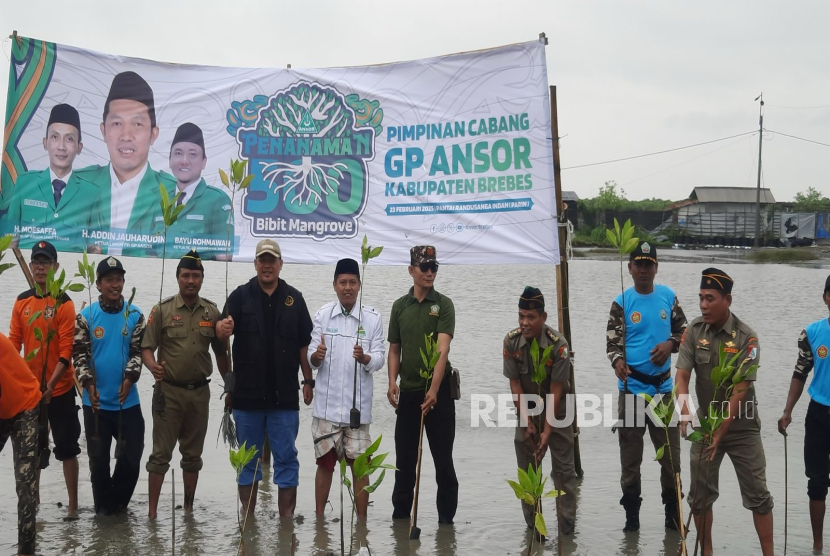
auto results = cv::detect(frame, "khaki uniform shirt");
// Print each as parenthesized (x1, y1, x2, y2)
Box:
(141, 293, 223, 383)
(503, 324, 571, 420)
(676, 312, 761, 433)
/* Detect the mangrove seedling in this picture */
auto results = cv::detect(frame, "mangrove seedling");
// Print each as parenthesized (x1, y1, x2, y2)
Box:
(606, 219, 639, 382)
(410, 332, 441, 540)
(229, 441, 260, 556)
(0, 234, 16, 276)
(26, 267, 84, 464)
(507, 462, 563, 556)
(75, 249, 102, 454)
(639, 384, 687, 554)
(340, 434, 396, 555)
(115, 287, 139, 460)
(350, 235, 384, 429)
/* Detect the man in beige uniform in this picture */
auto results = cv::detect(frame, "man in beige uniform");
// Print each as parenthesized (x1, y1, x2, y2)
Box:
(141, 249, 229, 518)
(503, 286, 576, 536)
(675, 268, 773, 556)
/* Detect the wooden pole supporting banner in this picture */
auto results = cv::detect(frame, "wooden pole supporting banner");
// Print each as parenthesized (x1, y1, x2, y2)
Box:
(549, 86, 582, 478)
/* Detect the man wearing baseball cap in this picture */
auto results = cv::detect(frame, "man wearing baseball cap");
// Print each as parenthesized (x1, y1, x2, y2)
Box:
(606, 240, 688, 532)
(779, 274, 830, 552)
(8, 241, 81, 520)
(73, 256, 146, 515)
(387, 245, 458, 524)
(676, 268, 774, 555)
(151, 122, 234, 260)
(76, 71, 175, 255)
(216, 239, 314, 518)
(4, 103, 103, 253)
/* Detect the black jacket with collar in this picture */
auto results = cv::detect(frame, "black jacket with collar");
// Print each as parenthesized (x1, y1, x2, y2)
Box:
(226, 277, 312, 410)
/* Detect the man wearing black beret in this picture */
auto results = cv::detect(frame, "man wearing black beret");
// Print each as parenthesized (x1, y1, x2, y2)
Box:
(5, 103, 103, 252)
(503, 286, 577, 536)
(77, 71, 175, 256)
(150, 122, 234, 261)
(141, 249, 229, 518)
(676, 268, 774, 555)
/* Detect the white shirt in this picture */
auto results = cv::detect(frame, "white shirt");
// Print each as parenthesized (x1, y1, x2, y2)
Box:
(308, 301, 385, 425)
(109, 163, 148, 255)
(176, 179, 200, 206)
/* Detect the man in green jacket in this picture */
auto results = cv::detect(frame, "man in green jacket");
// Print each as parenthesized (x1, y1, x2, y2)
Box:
(75, 71, 174, 257)
(4, 104, 103, 253)
(150, 123, 234, 261)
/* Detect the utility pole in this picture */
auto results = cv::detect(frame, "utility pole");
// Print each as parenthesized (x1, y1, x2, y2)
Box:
(753, 93, 764, 249)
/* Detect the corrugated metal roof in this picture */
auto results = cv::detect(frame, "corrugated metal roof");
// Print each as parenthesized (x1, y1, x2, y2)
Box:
(690, 186, 776, 204)
(561, 191, 579, 202)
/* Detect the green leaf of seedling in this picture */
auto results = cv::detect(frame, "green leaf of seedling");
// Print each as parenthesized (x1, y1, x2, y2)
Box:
(0, 262, 15, 275)
(517, 467, 533, 494)
(605, 229, 618, 247)
(623, 237, 639, 253)
(46, 330, 56, 343)
(429, 351, 440, 368)
(364, 453, 389, 477)
(363, 435, 382, 459)
(530, 338, 539, 366)
(232, 160, 245, 183)
(0, 234, 11, 251)
(541, 345, 553, 365)
(362, 469, 386, 494)
(33, 327, 42, 341)
(369, 246, 383, 259)
(27, 311, 42, 325)
(655, 445, 665, 461)
(638, 393, 653, 405)
(614, 218, 621, 239)
(159, 184, 170, 208)
(535, 513, 547, 537)
(687, 430, 704, 443)
(339, 457, 347, 478)
(219, 168, 230, 188)
(507, 479, 525, 501)
(420, 347, 429, 369)
(240, 174, 254, 189)
(26, 348, 40, 361)
(66, 283, 85, 293)
(544, 488, 563, 499)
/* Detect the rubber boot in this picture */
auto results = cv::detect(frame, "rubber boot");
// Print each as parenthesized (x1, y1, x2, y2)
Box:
(664, 502, 679, 530)
(623, 503, 640, 532)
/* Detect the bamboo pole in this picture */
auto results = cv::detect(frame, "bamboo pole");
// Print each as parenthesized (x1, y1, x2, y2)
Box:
(549, 85, 582, 478)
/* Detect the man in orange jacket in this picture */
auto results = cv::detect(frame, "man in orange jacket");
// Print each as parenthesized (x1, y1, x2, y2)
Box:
(0, 332, 42, 556)
(8, 241, 80, 520)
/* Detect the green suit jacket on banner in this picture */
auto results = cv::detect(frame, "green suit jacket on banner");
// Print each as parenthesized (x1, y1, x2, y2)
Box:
(76, 163, 176, 256)
(149, 178, 235, 260)
(4, 168, 103, 252)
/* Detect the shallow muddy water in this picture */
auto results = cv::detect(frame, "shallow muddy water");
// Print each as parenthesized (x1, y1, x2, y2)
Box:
(1, 255, 828, 554)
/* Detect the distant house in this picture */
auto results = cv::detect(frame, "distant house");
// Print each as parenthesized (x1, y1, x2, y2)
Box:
(668, 186, 777, 243)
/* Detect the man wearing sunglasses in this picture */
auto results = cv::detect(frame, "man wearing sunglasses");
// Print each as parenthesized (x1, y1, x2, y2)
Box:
(387, 245, 458, 525)
(605, 241, 687, 532)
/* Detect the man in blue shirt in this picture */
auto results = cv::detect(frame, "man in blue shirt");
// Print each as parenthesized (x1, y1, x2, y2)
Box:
(606, 241, 687, 532)
(73, 256, 145, 515)
(779, 274, 830, 553)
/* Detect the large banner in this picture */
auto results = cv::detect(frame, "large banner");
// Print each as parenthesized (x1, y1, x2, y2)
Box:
(2, 37, 558, 264)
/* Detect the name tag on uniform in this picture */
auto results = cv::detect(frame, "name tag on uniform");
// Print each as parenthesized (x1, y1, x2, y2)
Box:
(326, 327, 338, 333)
(199, 321, 214, 327)
(24, 199, 48, 208)
(186, 214, 204, 221)
(155, 216, 164, 222)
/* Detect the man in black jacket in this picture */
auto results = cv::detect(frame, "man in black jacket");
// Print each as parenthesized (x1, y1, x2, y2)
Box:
(216, 239, 314, 518)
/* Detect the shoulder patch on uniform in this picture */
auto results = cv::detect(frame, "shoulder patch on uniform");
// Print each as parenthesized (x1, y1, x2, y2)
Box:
(507, 327, 521, 339)
(545, 328, 559, 343)
(160, 295, 176, 305)
(361, 305, 379, 315)
(201, 297, 218, 307)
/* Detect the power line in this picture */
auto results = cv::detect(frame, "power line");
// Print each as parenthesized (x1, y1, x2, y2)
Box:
(765, 129, 830, 148)
(766, 104, 830, 110)
(561, 131, 757, 170)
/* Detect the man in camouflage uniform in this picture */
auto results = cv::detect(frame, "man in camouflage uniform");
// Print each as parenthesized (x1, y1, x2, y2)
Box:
(676, 268, 774, 556)
(504, 286, 576, 535)
(141, 249, 229, 518)
(0, 332, 42, 556)
(606, 241, 687, 531)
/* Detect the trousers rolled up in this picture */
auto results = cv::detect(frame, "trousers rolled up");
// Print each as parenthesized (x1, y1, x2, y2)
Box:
(83, 405, 145, 514)
(392, 376, 458, 522)
(0, 406, 39, 555)
(617, 392, 681, 507)
(514, 418, 577, 528)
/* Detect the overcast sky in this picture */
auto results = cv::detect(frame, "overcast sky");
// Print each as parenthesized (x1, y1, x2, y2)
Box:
(1, 0, 828, 202)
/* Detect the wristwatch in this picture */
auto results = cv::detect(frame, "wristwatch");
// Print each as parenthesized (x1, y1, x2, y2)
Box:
(302, 378, 316, 388)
